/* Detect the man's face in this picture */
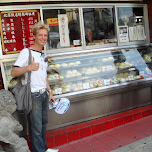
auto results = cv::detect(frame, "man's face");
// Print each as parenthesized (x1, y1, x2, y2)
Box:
(33, 29, 48, 47)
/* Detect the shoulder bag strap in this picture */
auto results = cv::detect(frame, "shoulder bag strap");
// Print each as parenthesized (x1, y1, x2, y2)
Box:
(27, 49, 32, 84)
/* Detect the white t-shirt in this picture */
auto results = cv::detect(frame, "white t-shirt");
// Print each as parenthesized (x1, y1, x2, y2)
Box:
(14, 48, 48, 93)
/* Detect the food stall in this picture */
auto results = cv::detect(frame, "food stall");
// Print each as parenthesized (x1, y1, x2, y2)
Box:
(0, 2, 152, 133)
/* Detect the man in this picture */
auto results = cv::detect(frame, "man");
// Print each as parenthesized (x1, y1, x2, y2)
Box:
(11, 22, 59, 152)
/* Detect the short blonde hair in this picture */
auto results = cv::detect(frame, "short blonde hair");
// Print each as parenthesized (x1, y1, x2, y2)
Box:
(32, 22, 50, 35)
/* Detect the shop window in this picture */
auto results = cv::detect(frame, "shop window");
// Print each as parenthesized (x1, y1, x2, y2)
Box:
(83, 8, 117, 46)
(43, 8, 81, 50)
(117, 7, 145, 43)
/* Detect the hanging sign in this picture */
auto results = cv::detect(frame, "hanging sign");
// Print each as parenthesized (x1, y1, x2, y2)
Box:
(58, 14, 70, 47)
(0, 10, 40, 55)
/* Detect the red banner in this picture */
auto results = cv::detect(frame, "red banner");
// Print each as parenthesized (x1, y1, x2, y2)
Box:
(0, 10, 40, 54)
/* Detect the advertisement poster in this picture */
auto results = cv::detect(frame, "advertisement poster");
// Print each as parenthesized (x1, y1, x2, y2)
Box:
(0, 10, 40, 55)
(119, 26, 129, 42)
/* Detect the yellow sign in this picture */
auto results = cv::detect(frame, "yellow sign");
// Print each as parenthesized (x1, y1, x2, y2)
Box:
(47, 18, 58, 26)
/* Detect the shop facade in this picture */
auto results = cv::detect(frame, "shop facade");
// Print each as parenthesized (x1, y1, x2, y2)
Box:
(0, 0, 152, 134)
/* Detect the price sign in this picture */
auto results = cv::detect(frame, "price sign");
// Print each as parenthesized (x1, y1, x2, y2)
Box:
(104, 79, 111, 85)
(55, 88, 62, 95)
(128, 75, 134, 81)
(52, 74, 59, 79)
(83, 83, 90, 89)
(0, 10, 40, 54)
(106, 66, 113, 70)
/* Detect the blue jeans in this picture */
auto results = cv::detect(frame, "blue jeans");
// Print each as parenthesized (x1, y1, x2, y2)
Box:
(29, 91, 49, 152)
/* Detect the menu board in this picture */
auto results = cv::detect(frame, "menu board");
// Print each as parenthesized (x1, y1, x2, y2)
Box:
(0, 10, 40, 55)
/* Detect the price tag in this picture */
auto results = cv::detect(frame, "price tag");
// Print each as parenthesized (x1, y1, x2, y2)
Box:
(106, 66, 113, 70)
(128, 75, 134, 80)
(52, 74, 59, 79)
(83, 83, 90, 89)
(55, 88, 62, 94)
(139, 71, 145, 76)
(104, 79, 111, 85)
(73, 40, 80, 46)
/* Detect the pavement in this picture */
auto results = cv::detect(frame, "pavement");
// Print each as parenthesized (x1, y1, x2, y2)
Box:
(57, 115, 152, 152)
(112, 135, 152, 152)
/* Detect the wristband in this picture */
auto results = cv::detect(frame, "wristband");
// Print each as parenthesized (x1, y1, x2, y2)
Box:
(48, 90, 52, 92)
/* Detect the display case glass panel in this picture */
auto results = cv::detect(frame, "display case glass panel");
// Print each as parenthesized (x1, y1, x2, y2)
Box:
(1, 46, 152, 96)
(43, 8, 81, 50)
(117, 7, 146, 43)
(47, 46, 152, 96)
(83, 7, 117, 46)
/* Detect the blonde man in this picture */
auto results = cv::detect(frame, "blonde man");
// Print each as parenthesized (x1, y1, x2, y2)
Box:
(11, 22, 59, 152)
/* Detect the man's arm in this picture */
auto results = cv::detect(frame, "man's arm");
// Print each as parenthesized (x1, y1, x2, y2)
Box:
(11, 57, 39, 77)
(46, 78, 55, 103)
(11, 66, 30, 77)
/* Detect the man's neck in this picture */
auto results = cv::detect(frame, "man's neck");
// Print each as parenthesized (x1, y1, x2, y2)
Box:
(30, 44, 43, 52)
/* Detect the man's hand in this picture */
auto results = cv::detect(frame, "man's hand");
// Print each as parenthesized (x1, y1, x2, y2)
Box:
(28, 57, 39, 71)
(49, 92, 56, 103)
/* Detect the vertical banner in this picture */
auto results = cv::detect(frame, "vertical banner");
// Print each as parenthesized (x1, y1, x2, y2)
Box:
(58, 14, 70, 47)
(0, 10, 40, 55)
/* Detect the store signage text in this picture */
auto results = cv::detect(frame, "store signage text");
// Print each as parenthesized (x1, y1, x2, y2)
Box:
(0, 10, 40, 54)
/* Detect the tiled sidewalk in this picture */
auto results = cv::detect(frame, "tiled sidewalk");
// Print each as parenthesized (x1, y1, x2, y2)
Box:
(56, 115, 152, 152)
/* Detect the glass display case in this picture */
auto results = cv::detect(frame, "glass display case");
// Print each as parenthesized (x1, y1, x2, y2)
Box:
(1, 46, 152, 98)
(46, 46, 152, 96)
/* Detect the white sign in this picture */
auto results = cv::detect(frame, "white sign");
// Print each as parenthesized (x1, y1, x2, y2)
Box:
(119, 26, 129, 42)
(137, 26, 145, 41)
(55, 88, 62, 95)
(129, 26, 138, 41)
(129, 26, 145, 41)
(83, 83, 90, 89)
(58, 14, 70, 47)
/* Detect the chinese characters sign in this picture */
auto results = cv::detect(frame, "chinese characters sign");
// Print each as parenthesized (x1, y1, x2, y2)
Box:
(46, 18, 58, 26)
(58, 14, 70, 47)
(0, 10, 40, 54)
